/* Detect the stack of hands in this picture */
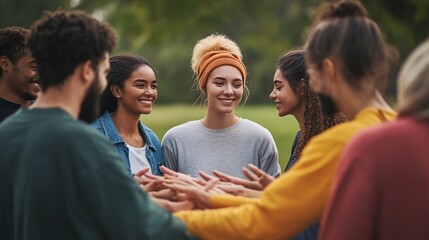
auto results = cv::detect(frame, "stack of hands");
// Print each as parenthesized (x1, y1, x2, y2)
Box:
(133, 164, 276, 213)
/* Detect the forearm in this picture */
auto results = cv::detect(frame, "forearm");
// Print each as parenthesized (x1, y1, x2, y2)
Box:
(210, 194, 259, 208)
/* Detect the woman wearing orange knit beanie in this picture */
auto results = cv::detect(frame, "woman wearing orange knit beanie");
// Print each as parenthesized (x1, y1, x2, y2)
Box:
(161, 33, 281, 179)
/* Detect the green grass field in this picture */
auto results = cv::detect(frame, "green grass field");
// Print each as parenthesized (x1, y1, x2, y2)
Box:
(141, 104, 300, 170)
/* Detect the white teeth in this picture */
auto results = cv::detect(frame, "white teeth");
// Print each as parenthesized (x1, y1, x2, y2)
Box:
(139, 100, 152, 104)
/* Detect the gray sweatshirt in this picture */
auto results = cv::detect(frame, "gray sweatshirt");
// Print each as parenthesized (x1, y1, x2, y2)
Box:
(162, 118, 280, 178)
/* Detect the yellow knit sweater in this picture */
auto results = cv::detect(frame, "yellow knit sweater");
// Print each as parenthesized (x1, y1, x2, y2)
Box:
(175, 107, 397, 240)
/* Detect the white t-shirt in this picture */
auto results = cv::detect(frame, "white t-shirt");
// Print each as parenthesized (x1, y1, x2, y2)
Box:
(127, 144, 151, 174)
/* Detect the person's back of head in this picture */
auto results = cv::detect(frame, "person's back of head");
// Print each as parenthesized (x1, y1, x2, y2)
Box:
(27, 10, 116, 92)
(305, 0, 389, 91)
(0, 26, 30, 79)
(398, 39, 429, 121)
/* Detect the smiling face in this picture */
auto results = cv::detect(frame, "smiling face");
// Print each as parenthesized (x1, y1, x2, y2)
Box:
(205, 65, 243, 115)
(4, 53, 39, 103)
(115, 64, 157, 116)
(269, 69, 303, 117)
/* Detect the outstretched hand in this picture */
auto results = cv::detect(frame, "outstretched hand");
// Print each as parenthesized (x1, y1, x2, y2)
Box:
(150, 196, 195, 213)
(208, 164, 274, 191)
(199, 171, 262, 198)
(163, 176, 224, 210)
(243, 163, 275, 188)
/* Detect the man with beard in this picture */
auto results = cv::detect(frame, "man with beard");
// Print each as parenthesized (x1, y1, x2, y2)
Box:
(162, 1, 397, 239)
(0, 26, 40, 122)
(0, 10, 195, 240)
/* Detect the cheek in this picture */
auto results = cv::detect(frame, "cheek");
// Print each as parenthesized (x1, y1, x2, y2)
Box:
(153, 90, 158, 101)
(277, 90, 288, 103)
(100, 77, 107, 92)
(309, 77, 321, 93)
(235, 87, 244, 96)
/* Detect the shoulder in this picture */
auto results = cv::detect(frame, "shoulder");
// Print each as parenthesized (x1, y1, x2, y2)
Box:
(89, 111, 110, 133)
(238, 118, 274, 138)
(164, 120, 200, 137)
(346, 117, 418, 152)
(62, 120, 111, 147)
(139, 122, 157, 137)
(310, 116, 373, 146)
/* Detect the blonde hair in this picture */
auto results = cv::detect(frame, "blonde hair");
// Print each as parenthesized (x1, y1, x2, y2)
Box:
(191, 33, 243, 74)
(191, 33, 249, 105)
(398, 39, 429, 121)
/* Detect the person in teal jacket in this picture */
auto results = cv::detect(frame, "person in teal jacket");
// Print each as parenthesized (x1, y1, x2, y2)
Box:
(0, 10, 194, 240)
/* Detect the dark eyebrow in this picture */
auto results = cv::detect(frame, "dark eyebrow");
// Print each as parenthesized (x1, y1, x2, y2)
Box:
(134, 79, 157, 83)
(273, 80, 283, 85)
(29, 60, 36, 65)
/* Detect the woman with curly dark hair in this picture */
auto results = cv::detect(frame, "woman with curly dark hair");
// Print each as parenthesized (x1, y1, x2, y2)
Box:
(272, 49, 347, 172)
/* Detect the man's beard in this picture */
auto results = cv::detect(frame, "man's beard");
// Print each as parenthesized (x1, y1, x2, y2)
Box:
(78, 73, 103, 123)
(12, 66, 38, 102)
(23, 92, 37, 101)
(318, 93, 338, 117)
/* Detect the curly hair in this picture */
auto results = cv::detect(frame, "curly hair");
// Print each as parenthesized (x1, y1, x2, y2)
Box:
(277, 49, 347, 157)
(27, 10, 116, 91)
(191, 33, 242, 74)
(0, 26, 30, 78)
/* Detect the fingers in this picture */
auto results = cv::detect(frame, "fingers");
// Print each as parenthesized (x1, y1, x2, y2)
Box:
(204, 178, 219, 192)
(199, 171, 216, 181)
(248, 164, 274, 187)
(160, 165, 177, 176)
(134, 167, 151, 177)
(242, 167, 259, 181)
(150, 197, 194, 212)
(168, 200, 195, 212)
(212, 170, 242, 183)
(142, 179, 163, 192)
(248, 164, 267, 177)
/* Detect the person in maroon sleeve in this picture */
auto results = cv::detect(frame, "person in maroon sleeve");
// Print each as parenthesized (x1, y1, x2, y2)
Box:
(320, 39, 429, 240)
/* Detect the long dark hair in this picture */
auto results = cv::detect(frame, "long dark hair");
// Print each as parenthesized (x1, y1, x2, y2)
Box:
(277, 49, 347, 157)
(100, 54, 155, 114)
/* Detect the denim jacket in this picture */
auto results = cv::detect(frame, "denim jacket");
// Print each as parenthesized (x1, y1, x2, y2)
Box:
(90, 111, 164, 176)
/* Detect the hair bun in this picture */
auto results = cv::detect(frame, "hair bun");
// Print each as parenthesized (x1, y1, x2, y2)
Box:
(317, 0, 368, 21)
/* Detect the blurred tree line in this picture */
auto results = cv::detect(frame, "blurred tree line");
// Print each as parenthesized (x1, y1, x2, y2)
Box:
(1, 0, 428, 104)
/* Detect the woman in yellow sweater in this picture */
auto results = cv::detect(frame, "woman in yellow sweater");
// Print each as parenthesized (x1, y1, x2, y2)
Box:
(166, 1, 397, 239)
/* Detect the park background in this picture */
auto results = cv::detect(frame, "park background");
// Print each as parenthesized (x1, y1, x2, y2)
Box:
(2, 0, 428, 168)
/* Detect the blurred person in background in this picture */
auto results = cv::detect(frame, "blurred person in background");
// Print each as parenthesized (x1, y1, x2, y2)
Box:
(320, 38, 429, 240)
(0, 26, 39, 122)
